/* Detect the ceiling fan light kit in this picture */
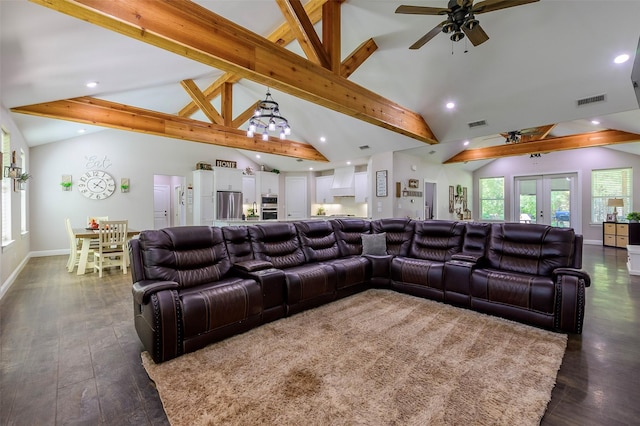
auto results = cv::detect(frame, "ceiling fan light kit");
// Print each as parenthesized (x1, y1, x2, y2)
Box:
(396, 0, 540, 50)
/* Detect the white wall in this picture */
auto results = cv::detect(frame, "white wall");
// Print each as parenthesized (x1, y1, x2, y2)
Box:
(393, 151, 473, 220)
(0, 106, 30, 295)
(473, 147, 640, 242)
(29, 128, 259, 253)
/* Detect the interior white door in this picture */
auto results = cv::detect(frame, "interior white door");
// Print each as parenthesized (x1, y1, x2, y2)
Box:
(285, 176, 307, 219)
(154, 184, 170, 229)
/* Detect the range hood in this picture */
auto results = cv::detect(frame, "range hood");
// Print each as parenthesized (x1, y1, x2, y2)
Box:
(330, 166, 355, 197)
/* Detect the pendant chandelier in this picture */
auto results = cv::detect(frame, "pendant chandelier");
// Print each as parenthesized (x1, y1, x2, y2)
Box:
(247, 89, 291, 140)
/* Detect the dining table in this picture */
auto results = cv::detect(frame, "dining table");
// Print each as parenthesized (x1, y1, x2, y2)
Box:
(72, 227, 141, 275)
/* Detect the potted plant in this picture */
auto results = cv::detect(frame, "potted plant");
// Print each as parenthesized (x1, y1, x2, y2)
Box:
(120, 183, 130, 192)
(627, 212, 640, 223)
(246, 207, 259, 220)
(17, 172, 32, 182)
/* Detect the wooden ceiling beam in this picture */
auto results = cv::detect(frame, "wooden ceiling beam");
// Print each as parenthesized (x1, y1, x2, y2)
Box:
(221, 82, 233, 127)
(29, 0, 437, 144)
(178, 73, 240, 118)
(275, 0, 330, 68)
(177, 0, 326, 120)
(11, 97, 329, 162)
(323, 0, 343, 73)
(444, 130, 640, 163)
(180, 79, 223, 125)
(341, 38, 378, 78)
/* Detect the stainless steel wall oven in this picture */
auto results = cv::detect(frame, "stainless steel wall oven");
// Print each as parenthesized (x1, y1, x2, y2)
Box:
(261, 195, 278, 220)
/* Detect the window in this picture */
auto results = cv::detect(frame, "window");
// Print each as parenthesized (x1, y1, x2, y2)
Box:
(592, 168, 632, 223)
(479, 177, 504, 221)
(1, 127, 11, 244)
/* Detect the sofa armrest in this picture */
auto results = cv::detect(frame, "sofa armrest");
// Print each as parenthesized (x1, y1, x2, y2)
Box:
(132, 280, 180, 305)
(233, 259, 274, 273)
(553, 268, 591, 287)
(451, 253, 484, 265)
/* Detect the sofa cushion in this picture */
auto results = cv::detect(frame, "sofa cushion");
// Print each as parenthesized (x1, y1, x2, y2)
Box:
(222, 226, 254, 264)
(408, 220, 465, 261)
(470, 269, 556, 314)
(330, 218, 371, 257)
(487, 224, 576, 276)
(390, 257, 445, 291)
(295, 220, 339, 262)
(370, 218, 414, 256)
(362, 233, 387, 255)
(180, 277, 262, 338)
(248, 223, 305, 269)
(138, 226, 231, 289)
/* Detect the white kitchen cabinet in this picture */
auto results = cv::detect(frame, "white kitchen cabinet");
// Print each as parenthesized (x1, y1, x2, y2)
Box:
(214, 167, 243, 192)
(193, 170, 215, 225)
(354, 172, 368, 203)
(316, 175, 334, 204)
(242, 175, 256, 204)
(255, 171, 279, 196)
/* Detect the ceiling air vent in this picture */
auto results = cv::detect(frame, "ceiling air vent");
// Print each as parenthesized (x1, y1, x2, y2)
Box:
(576, 93, 606, 107)
(296, 159, 303, 162)
(359, 145, 370, 150)
(467, 119, 487, 128)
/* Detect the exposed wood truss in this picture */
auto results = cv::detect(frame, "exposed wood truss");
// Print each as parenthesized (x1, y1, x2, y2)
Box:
(444, 130, 640, 163)
(11, 97, 328, 162)
(28, 0, 436, 144)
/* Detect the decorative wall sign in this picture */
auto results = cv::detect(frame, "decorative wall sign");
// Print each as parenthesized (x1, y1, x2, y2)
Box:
(462, 187, 468, 211)
(376, 170, 388, 197)
(449, 185, 455, 213)
(215, 159, 237, 168)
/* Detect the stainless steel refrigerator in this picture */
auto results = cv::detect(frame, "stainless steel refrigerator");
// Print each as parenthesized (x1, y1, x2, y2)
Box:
(217, 191, 243, 220)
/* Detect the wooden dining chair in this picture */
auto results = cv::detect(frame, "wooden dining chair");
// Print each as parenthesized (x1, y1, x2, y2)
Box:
(94, 220, 128, 278)
(65, 218, 94, 273)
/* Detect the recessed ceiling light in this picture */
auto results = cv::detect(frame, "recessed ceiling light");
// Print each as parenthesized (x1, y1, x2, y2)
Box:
(77, 129, 86, 134)
(256, 154, 261, 159)
(463, 140, 469, 146)
(309, 167, 313, 171)
(614, 54, 629, 64)
(346, 161, 351, 165)
(591, 120, 600, 125)
(446, 102, 455, 109)
(86, 81, 99, 88)
(320, 137, 326, 142)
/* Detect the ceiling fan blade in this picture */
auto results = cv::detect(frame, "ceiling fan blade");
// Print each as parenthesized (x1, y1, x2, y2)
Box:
(473, 0, 539, 14)
(409, 22, 446, 50)
(462, 23, 489, 46)
(395, 5, 450, 16)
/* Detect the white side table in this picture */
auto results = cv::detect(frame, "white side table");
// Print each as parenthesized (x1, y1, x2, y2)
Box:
(627, 245, 640, 276)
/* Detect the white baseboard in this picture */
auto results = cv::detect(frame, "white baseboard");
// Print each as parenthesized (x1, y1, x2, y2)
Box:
(584, 239, 602, 246)
(0, 253, 31, 301)
(31, 249, 69, 257)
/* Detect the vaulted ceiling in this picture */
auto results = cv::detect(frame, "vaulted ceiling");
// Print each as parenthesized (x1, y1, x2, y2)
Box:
(2, 0, 640, 172)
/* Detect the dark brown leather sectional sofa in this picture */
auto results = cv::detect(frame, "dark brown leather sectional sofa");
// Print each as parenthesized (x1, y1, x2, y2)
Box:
(130, 218, 590, 363)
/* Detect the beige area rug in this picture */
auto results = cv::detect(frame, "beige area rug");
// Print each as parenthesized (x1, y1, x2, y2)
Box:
(142, 289, 567, 425)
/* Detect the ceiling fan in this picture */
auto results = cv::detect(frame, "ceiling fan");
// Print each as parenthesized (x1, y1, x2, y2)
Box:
(396, 0, 540, 50)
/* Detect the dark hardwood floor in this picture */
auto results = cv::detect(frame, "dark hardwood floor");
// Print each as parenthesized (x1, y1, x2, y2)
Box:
(1, 245, 639, 425)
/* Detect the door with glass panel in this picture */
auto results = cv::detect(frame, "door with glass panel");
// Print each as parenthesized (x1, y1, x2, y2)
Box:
(514, 173, 577, 227)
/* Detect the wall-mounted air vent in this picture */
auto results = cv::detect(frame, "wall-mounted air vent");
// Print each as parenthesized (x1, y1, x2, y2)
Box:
(468, 120, 487, 128)
(296, 159, 303, 162)
(359, 145, 370, 150)
(576, 94, 606, 107)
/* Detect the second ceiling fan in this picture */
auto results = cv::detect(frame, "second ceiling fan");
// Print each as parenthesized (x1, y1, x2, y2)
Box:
(396, 0, 540, 50)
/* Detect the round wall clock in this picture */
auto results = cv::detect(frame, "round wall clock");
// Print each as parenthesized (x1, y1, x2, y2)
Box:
(78, 170, 116, 200)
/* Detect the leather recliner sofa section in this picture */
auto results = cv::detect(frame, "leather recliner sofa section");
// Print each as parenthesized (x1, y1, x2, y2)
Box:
(130, 218, 591, 363)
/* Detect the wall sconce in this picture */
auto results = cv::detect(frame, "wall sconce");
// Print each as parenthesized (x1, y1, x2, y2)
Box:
(4, 164, 21, 179)
(120, 178, 130, 193)
(60, 175, 72, 191)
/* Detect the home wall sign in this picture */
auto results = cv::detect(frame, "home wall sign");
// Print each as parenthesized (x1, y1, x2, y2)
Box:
(215, 159, 237, 168)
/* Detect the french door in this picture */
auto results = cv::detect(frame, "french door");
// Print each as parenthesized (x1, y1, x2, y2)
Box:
(514, 173, 577, 227)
